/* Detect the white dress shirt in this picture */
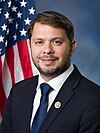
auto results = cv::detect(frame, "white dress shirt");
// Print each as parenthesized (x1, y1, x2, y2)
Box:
(30, 63, 74, 127)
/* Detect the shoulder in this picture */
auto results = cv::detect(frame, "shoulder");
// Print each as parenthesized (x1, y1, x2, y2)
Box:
(72, 65, 100, 97)
(79, 76, 100, 100)
(10, 75, 39, 95)
(6, 75, 39, 105)
(13, 75, 38, 88)
(73, 65, 99, 87)
(81, 75, 99, 89)
(18, 75, 38, 84)
(76, 74, 100, 105)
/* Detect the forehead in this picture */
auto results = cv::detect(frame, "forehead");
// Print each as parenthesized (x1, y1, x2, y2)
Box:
(32, 22, 68, 39)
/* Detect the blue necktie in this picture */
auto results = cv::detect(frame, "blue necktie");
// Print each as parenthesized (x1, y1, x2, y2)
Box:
(30, 83, 53, 133)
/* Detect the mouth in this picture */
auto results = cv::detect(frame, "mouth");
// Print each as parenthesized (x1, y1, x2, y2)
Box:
(41, 58, 56, 65)
(40, 56, 58, 65)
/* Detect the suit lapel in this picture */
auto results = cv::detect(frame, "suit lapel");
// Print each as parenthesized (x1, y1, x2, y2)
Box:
(20, 76, 38, 133)
(39, 66, 81, 133)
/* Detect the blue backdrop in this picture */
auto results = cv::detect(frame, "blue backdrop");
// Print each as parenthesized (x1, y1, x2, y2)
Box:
(35, 0, 100, 85)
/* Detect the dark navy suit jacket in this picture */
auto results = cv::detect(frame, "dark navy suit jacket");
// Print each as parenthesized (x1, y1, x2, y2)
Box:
(0, 65, 100, 133)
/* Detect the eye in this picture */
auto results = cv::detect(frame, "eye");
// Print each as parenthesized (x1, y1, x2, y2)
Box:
(34, 40, 43, 46)
(52, 39, 62, 46)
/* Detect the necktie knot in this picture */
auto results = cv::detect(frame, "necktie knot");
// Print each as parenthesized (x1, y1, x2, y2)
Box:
(40, 83, 53, 96)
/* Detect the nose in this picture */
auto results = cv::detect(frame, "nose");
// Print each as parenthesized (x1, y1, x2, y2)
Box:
(43, 42, 54, 54)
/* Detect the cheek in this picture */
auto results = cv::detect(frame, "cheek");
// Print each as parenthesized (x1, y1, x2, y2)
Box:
(58, 48, 70, 62)
(57, 48, 68, 58)
(31, 47, 40, 57)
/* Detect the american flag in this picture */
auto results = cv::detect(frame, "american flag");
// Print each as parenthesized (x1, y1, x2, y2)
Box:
(0, 0, 38, 122)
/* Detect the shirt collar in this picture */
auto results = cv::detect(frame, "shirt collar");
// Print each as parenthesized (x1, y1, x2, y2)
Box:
(38, 63, 74, 92)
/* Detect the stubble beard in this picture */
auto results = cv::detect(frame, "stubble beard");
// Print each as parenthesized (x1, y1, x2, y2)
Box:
(32, 53, 71, 79)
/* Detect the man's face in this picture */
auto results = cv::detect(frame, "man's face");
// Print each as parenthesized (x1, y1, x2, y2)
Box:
(30, 22, 76, 81)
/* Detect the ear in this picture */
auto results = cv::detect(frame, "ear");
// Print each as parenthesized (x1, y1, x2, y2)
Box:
(71, 40, 76, 55)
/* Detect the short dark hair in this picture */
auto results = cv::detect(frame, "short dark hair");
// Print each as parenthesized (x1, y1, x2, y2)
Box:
(28, 11, 74, 42)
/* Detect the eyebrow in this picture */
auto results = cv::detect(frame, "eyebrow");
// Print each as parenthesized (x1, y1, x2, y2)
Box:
(32, 37, 63, 41)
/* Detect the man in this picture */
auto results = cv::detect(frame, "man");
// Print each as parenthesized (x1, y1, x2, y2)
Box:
(0, 11, 100, 133)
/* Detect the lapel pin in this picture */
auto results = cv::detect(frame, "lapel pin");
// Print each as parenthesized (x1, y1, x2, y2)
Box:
(54, 101, 61, 109)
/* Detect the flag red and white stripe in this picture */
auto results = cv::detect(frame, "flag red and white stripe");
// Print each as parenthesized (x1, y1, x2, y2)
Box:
(0, 0, 38, 121)
(0, 40, 38, 119)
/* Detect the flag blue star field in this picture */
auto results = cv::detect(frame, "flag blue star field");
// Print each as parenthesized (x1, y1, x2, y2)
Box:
(0, 0, 37, 122)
